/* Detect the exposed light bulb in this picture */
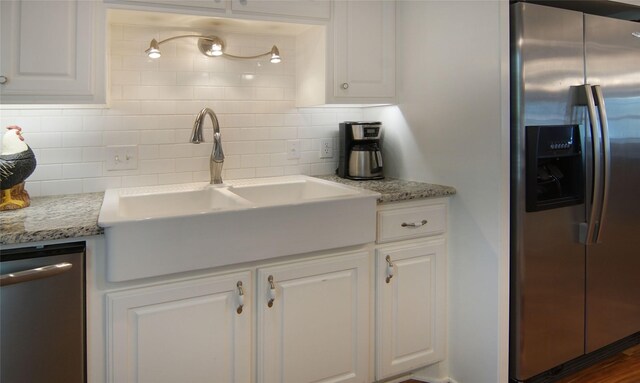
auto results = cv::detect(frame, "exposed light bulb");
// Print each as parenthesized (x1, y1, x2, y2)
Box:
(145, 38, 161, 59)
(270, 45, 281, 64)
(632, 31, 640, 38)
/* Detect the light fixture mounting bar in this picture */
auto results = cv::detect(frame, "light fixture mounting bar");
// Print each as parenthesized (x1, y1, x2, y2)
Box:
(145, 34, 281, 64)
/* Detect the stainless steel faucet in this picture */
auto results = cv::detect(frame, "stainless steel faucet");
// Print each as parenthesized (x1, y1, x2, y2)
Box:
(190, 108, 224, 184)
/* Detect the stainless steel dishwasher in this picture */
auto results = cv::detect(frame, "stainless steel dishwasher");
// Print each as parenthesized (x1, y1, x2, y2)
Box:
(1, 242, 86, 383)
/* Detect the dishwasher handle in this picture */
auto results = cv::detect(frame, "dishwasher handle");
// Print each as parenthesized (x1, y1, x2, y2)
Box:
(0, 262, 73, 286)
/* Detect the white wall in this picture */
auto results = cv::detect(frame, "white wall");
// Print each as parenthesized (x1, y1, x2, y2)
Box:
(0, 23, 361, 196)
(365, 1, 510, 382)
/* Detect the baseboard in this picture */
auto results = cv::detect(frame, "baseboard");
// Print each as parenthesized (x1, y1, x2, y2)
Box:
(409, 375, 458, 383)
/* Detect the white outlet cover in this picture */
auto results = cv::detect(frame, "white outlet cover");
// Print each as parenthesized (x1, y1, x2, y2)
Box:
(106, 145, 138, 171)
(320, 138, 333, 158)
(286, 140, 301, 159)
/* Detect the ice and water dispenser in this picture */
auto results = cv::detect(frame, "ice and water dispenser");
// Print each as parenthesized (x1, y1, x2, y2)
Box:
(526, 125, 584, 212)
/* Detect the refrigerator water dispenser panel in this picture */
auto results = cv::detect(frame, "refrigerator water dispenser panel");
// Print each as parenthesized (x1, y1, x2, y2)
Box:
(526, 125, 584, 212)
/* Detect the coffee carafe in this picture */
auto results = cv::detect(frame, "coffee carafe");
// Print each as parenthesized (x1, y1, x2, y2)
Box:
(338, 122, 384, 180)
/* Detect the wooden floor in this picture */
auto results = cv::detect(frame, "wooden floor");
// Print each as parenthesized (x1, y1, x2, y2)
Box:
(555, 343, 640, 383)
(401, 344, 640, 383)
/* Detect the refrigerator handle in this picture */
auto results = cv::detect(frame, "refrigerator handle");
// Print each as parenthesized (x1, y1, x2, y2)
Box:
(578, 84, 603, 245)
(592, 85, 611, 243)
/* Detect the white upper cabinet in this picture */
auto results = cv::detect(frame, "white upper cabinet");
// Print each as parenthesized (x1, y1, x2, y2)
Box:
(231, 0, 331, 20)
(297, 0, 396, 106)
(104, 0, 329, 21)
(332, 0, 395, 100)
(103, 0, 227, 13)
(0, 0, 106, 104)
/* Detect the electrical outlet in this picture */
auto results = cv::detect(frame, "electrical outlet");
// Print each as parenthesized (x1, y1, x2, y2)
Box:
(105, 145, 138, 171)
(286, 140, 301, 159)
(320, 138, 333, 158)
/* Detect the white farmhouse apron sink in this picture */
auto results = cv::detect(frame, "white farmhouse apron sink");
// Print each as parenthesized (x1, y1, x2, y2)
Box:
(99, 176, 379, 281)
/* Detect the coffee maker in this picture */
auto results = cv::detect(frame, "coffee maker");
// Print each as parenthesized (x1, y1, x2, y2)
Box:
(338, 121, 384, 180)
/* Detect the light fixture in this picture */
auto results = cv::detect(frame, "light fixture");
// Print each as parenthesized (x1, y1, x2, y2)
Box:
(633, 31, 640, 38)
(145, 34, 281, 63)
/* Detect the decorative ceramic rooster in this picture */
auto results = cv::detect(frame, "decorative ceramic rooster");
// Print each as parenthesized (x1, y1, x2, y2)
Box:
(0, 126, 37, 210)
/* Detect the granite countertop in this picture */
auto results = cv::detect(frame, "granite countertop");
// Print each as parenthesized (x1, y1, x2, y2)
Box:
(0, 193, 104, 245)
(0, 177, 455, 246)
(316, 175, 456, 203)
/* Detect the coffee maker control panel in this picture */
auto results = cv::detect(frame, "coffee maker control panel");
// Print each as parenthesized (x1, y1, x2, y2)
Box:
(351, 124, 382, 140)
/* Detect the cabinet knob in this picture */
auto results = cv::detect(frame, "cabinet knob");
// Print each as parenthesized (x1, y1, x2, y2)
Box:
(0, 76, 7, 85)
(385, 255, 394, 284)
(341, 82, 349, 90)
(267, 275, 276, 308)
(236, 281, 245, 314)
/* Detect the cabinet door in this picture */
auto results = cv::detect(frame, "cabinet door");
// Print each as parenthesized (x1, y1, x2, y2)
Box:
(0, 0, 105, 104)
(375, 239, 446, 379)
(106, 271, 252, 383)
(231, 0, 330, 20)
(104, 0, 227, 12)
(257, 250, 369, 383)
(333, 0, 395, 99)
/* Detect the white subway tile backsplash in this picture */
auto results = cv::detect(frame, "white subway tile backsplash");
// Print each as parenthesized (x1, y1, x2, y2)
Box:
(63, 132, 103, 147)
(193, 87, 225, 100)
(40, 179, 84, 196)
(122, 174, 158, 188)
(225, 87, 254, 100)
(30, 164, 63, 181)
(139, 159, 175, 174)
(2, 23, 359, 196)
(255, 166, 284, 178)
(112, 70, 142, 85)
(26, 133, 63, 149)
(103, 131, 140, 145)
(255, 88, 284, 101)
(177, 72, 210, 86)
(83, 177, 123, 193)
(37, 148, 83, 164)
(241, 154, 270, 168)
(175, 157, 209, 173)
(158, 172, 193, 185)
(226, 168, 255, 180)
(82, 147, 105, 162)
(62, 162, 103, 179)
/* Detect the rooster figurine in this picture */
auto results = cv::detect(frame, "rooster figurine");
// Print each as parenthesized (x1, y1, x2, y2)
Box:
(0, 126, 37, 210)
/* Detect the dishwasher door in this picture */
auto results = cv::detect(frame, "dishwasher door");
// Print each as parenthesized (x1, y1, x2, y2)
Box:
(1, 242, 86, 383)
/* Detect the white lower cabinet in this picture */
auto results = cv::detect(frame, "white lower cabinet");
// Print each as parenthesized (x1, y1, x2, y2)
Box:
(375, 239, 446, 379)
(106, 271, 252, 383)
(374, 199, 448, 380)
(257, 250, 370, 383)
(106, 249, 369, 383)
(103, 199, 449, 383)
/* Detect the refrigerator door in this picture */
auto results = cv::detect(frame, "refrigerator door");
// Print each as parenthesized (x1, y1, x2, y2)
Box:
(584, 14, 640, 353)
(510, 3, 587, 380)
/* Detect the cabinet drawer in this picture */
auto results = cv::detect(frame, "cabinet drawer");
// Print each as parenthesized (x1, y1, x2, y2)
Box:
(377, 203, 446, 243)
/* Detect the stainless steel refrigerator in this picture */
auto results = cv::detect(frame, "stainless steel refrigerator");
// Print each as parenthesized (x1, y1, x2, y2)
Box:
(510, 2, 640, 381)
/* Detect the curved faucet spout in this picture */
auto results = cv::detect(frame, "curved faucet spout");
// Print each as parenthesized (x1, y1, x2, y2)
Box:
(190, 107, 224, 184)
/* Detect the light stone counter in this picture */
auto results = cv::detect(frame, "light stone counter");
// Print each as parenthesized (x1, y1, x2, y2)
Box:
(0, 193, 104, 245)
(316, 175, 456, 203)
(0, 177, 455, 245)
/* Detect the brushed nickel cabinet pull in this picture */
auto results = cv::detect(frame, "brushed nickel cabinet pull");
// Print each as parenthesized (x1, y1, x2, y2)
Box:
(385, 255, 394, 284)
(341, 82, 349, 90)
(236, 281, 245, 314)
(401, 219, 428, 228)
(267, 275, 276, 308)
